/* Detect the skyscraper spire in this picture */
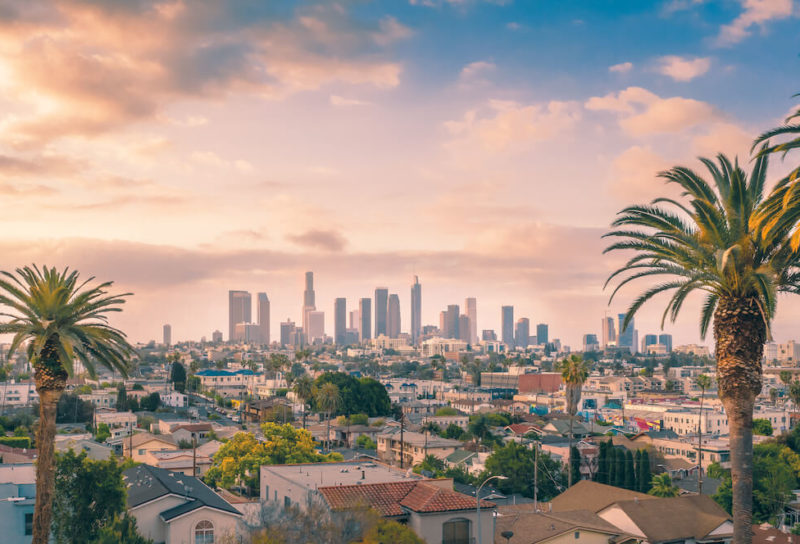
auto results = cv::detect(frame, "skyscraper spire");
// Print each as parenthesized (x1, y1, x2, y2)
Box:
(411, 275, 421, 345)
(302, 271, 316, 335)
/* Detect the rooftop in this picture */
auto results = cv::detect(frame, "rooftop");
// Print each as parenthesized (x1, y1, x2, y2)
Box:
(495, 509, 623, 544)
(550, 480, 654, 513)
(261, 461, 421, 489)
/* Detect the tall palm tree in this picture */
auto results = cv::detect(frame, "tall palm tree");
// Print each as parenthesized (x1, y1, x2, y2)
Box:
(557, 353, 589, 488)
(695, 374, 712, 495)
(604, 151, 800, 543)
(316, 383, 340, 451)
(0, 266, 134, 544)
(754, 98, 800, 182)
(648, 473, 680, 498)
(293, 374, 313, 430)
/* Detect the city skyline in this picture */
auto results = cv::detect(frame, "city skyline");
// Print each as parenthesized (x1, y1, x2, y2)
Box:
(2, 2, 800, 347)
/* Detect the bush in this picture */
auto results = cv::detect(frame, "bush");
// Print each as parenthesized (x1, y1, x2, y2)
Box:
(435, 407, 458, 416)
(356, 435, 377, 450)
(0, 436, 31, 449)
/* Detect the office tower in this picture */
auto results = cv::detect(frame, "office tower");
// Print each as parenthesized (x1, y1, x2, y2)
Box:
(659, 333, 673, 352)
(303, 271, 316, 334)
(335, 298, 347, 345)
(211, 330, 223, 343)
(411, 276, 422, 345)
(439, 311, 447, 334)
(349, 310, 360, 333)
(163, 324, 171, 346)
(536, 323, 549, 346)
(642, 334, 658, 353)
(458, 314, 470, 343)
(374, 287, 388, 337)
(444, 305, 460, 339)
(501, 306, 514, 346)
(601, 317, 616, 348)
(257, 292, 270, 345)
(280, 319, 296, 346)
(359, 298, 372, 341)
(387, 294, 401, 338)
(583, 334, 599, 352)
(515, 318, 530, 348)
(228, 290, 252, 341)
(482, 330, 497, 341)
(464, 297, 477, 345)
(617, 313, 636, 354)
(235, 322, 261, 343)
(307, 311, 325, 343)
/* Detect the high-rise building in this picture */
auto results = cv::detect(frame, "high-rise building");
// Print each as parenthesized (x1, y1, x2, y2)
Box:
(659, 334, 673, 352)
(211, 330, 223, 343)
(617, 314, 637, 354)
(374, 288, 388, 337)
(307, 311, 325, 343)
(444, 305, 460, 339)
(536, 323, 549, 346)
(163, 324, 171, 346)
(349, 310, 360, 333)
(257, 292, 270, 345)
(601, 317, 616, 348)
(303, 271, 316, 334)
(387, 294, 401, 338)
(280, 319, 296, 346)
(583, 334, 599, 352)
(642, 334, 658, 353)
(228, 290, 252, 341)
(359, 298, 372, 341)
(334, 298, 347, 345)
(458, 314, 470, 343)
(482, 330, 497, 341)
(411, 276, 422, 346)
(501, 306, 514, 346)
(515, 318, 530, 348)
(464, 297, 477, 345)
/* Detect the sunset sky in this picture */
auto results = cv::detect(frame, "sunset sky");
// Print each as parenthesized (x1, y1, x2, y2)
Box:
(1, 0, 799, 347)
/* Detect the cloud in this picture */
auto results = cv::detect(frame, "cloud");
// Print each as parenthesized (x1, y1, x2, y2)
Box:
(609, 62, 633, 74)
(329, 95, 371, 107)
(657, 55, 711, 81)
(586, 87, 719, 135)
(716, 0, 794, 46)
(506, 22, 522, 30)
(373, 16, 413, 45)
(460, 61, 496, 80)
(609, 145, 675, 202)
(445, 99, 582, 152)
(287, 229, 348, 252)
(0, 153, 85, 177)
(191, 151, 253, 173)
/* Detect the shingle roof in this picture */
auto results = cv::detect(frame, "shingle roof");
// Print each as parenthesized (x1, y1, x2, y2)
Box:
(550, 480, 654, 513)
(495, 509, 623, 544)
(123, 464, 240, 520)
(318, 480, 493, 517)
(607, 494, 731, 543)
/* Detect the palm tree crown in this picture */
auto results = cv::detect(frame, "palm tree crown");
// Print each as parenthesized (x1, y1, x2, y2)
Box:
(754, 99, 800, 182)
(558, 354, 589, 417)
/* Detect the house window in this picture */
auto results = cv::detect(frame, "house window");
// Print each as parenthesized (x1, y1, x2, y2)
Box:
(284, 496, 291, 508)
(443, 518, 470, 544)
(195, 520, 214, 544)
(24, 513, 33, 535)
(574, 531, 580, 539)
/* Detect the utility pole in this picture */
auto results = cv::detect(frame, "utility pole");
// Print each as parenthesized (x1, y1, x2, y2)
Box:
(533, 440, 539, 512)
(192, 432, 197, 477)
(399, 413, 405, 469)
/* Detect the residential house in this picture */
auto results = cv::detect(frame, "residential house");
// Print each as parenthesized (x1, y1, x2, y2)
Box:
(495, 507, 628, 544)
(376, 429, 462, 467)
(549, 481, 654, 514)
(0, 381, 37, 407)
(541, 419, 590, 439)
(329, 424, 381, 448)
(171, 424, 214, 445)
(93, 409, 137, 440)
(124, 464, 242, 544)
(123, 432, 179, 462)
(0, 463, 34, 544)
(0, 445, 36, 464)
(54, 438, 112, 460)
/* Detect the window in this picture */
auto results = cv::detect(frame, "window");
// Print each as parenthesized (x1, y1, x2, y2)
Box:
(195, 520, 214, 544)
(284, 496, 291, 508)
(574, 531, 580, 539)
(24, 513, 33, 535)
(443, 518, 470, 544)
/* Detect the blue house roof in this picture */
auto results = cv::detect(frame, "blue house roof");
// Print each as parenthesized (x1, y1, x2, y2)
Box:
(195, 369, 255, 377)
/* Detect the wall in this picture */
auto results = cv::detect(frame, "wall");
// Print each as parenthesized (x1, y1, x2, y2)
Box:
(407, 509, 494, 544)
(164, 507, 240, 544)
(129, 495, 185, 543)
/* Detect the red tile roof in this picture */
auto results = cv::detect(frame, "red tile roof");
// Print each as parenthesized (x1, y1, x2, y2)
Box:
(319, 480, 494, 517)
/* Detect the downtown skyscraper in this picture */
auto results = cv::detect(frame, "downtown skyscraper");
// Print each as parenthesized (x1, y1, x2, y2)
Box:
(257, 292, 270, 344)
(465, 297, 477, 345)
(359, 298, 372, 341)
(302, 271, 315, 335)
(411, 276, 421, 345)
(374, 287, 388, 337)
(387, 294, 401, 338)
(334, 298, 347, 346)
(601, 316, 616, 348)
(228, 290, 252, 341)
(501, 305, 514, 346)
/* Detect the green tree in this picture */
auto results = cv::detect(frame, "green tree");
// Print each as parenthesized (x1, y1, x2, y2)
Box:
(614, 446, 625, 488)
(0, 266, 135, 544)
(648, 473, 680, 498)
(634, 450, 642, 489)
(116, 385, 128, 412)
(753, 97, 800, 181)
(442, 423, 464, 440)
(570, 445, 581, 484)
(169, 360, 186, 393)
(356, 434, 376, 450)
(484, 441, 564, 500)
(435, 407, 458, 416)
(557, 354, 590, 488)
(362, 518, 424, 544)
(90, 515, 153, 544)
(56, 393, 93, 423)
(292, 374, 313, 430)
(638, 449, 652, 493)
(52, 450, 126, 544)
(753, 418, 773, 436)
(316, 383, 340, 452)
(608, 446, 617, 486)
(624, 449, 636, 490)
(595, 440, 608, 484)
(95, 423, 110, 443)
(603, 150, 800, 542)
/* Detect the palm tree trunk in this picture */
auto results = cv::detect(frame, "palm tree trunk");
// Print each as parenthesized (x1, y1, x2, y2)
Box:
(568, 414, 574, 488)
(715, 296, 765, 544)
(697, 389, 704, 494)
(33, 387, 63, 544)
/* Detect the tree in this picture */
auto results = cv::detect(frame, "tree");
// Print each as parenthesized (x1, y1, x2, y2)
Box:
(140, 392, 160, 412)
(56, 393, 93, 423)
(356, 434, 376, 450)
(316, 383, 340, 452)
(52, 449, 127, 544)
(95, 423, 110, 443)
(484, 441, 564, 500)
(648, 473, 680, 498)
(624, 449, 636, 490)
(638, 449, 652, 493)
(0, 266, 134, 544)
(753, 418, 773, 436)
(169, 360, 186, 393)
(634, 450, 642, 489)
(362, 519, 424, 544)
(557, 353, 590, 488)
(696, 373, 712, 493)
(595, 440, 608, 484)
(116, 385, 128, 412)
(311, 373, 391, 417)
(442, 423, 465, 440)
(90, 515, 153, 544)
(603, 150, 800, 543)
(608, 446, 617, 486)
(292, 374, 313, 430)
(614, 446, 625, 488)
(570, 445, 581, 484)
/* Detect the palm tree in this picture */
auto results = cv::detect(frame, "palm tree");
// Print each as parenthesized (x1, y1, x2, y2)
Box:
(695, 374, 712, 495)
(753, 98, 800, 182)
(421, 420, 440, 458)
(0, 266, 134, 544)
(557, 353, 589, 488)
(316, 383, 340, 451)
(604, 151, 800, 543)
(648, 473, 680, 498)
(293, 374, 313, 430)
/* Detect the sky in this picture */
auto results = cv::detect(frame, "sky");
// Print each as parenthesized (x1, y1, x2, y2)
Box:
(0, 0, 799, 347)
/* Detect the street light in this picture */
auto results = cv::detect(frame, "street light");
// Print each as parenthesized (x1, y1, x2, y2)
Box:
(477, 474, 507, 544)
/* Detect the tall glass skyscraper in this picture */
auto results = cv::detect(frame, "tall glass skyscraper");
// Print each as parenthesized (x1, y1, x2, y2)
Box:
(228, 290, 251, 341)
(334, 298, 347, 345)
(374, 287, 388, 337)
(411, 276, 421, 345)
(501, 306, 514, 346)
